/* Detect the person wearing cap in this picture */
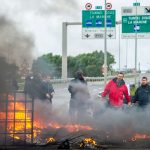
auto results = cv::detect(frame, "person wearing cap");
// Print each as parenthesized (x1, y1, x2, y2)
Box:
(101, 72, 131, 108)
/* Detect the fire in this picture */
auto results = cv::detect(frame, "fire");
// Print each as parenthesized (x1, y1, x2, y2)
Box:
(131, 133, 150, 141)
(64, 124, 92, 132)
(80, 137, 97, 149)
(0, 94, 93, 143)
(46, 137, 56, 143)
(0, 95, 32, 131)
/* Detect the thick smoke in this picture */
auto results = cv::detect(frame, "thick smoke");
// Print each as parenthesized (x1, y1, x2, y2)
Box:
(33, 82, 150, 143)
(0, 15, 34, 66)
(0, 15, 34, 92)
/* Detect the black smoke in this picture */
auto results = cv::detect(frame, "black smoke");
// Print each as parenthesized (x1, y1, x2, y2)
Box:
(0, 15, 34, 91)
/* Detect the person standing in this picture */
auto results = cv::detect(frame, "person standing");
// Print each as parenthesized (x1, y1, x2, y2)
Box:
(133, 77, 150, 108)
(129, 84, 137, 103)
(101, 72, 131, 108)
(40, 74, 55, 104)
(68, 71, 91, 122)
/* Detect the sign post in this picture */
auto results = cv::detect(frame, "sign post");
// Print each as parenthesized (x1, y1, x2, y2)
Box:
(104, 0, 107, 85)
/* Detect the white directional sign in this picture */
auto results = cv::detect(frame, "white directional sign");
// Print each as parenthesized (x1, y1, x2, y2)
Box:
(82, 28, 116, 39)
(122, 6, 150, 39)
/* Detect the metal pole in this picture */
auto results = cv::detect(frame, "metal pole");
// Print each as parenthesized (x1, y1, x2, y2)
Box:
(61, 22, 82, 80)
(119, 23, 121, 71)
(5, 94, 9, 145)
(126, 39, 128, 72)
(104, 0, 107, 85)
(13, 92, 16, 144)
(31, 96, 34, 144)
(116, 20, 122, 71)
(135, 0, 138, 85)
(62, 22, 68, 80)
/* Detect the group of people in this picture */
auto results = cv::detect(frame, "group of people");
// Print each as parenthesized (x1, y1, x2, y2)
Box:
(101, 72, 150, 108)
(68, 71, 150, 121)
(23, 71, 150, 121)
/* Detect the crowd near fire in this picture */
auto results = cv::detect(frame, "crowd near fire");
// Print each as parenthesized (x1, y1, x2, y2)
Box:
(1, 67, 150, 149)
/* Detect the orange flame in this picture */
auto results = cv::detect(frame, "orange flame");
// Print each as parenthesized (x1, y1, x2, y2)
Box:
(80, 137, 97, 148)
(0, 94, 93, 143)
(131, 133, 150, 141)
(46, 137, 56, 143)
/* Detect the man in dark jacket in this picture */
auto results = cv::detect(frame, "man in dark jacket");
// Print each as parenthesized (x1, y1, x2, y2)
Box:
(24, 73, 42, 99)
(133, 77, 150, 108)
(40, 75, 54, 104)
(101, 72, 131, 108)
(68, 71, 91, 122)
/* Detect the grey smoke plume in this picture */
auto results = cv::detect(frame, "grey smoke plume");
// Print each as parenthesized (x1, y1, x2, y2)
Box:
(33, 83, 150, 143)
(0, 15, 34, 66)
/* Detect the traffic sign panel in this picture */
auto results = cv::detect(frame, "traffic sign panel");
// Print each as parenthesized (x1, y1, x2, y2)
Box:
(122, 6, 150, 39)
(82, 10, 116, 28)
(82, 28, 116, 39)
(82, 10, 116, 39)
(95, 6, 102, 10)
(85, 3, 92, 10)
(106, 3, 112, 10)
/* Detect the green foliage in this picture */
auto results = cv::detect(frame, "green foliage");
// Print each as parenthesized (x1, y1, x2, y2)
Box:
(32, 53, 61, 78)
(32, 51, 115, 78)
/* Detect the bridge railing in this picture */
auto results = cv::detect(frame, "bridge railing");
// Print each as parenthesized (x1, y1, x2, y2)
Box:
(18, 73, 139, 90)
(50, 73, 138, 84)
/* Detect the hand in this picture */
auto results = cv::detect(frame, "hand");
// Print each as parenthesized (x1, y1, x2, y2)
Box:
(97, 93, 102, 98)
(51, 92, 55, 96)
(128, 102, 132, 106)
(46, 93, 50, 98)
(134, 102, 139, 106)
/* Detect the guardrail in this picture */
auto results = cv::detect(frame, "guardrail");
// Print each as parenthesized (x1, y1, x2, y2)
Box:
(50, 73, 139, 83)
(18, 73, 138, 86)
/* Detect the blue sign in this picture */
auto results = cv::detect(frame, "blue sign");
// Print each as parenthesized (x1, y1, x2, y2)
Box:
(86, 20, 92, 27)
(107, 20, 112, 27)
(96, 20, 103, 27)
(134, 24, 140, 32)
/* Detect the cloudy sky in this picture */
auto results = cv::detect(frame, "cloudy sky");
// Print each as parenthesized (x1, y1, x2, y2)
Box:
(0, 0, 150, 70)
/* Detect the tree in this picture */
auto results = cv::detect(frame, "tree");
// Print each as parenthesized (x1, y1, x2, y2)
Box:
(32, 50, 115, 78)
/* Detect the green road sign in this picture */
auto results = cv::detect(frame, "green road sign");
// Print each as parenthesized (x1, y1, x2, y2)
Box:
(122, 15, 150, 33)
(133, 2, 140, 6)
(82, 10, 116, 28)
(95, 6, 102, 10)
